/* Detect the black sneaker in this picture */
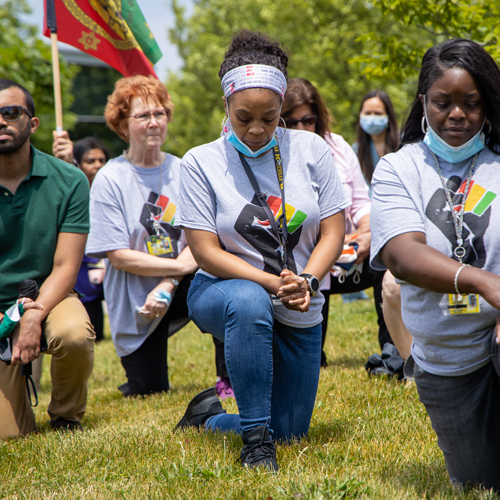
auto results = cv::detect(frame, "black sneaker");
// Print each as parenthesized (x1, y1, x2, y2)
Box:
(50, 418, 83, 432)
(118, 382, 131, 397)
(240, 425, 278, 472)
(174, 387, 226, 431)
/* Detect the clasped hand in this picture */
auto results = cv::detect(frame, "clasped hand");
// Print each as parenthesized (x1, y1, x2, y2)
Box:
(276, 269, 310, 312)
(11, 298, 45, 366)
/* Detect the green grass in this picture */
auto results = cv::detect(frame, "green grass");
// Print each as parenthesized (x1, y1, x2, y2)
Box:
(1, 292, 498, 499)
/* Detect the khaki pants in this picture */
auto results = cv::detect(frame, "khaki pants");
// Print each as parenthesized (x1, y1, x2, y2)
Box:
(0, 293, 95, 438)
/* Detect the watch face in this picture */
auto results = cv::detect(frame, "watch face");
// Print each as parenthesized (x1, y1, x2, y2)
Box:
(310, 277, 320, 293)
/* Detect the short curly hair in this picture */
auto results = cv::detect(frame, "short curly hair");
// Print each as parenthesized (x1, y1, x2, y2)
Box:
(104, 75, 174, 142)
(219, 30, 289, 82)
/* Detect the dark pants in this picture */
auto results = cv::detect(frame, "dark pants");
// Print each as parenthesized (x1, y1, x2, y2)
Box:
(213, 337, 229, 378)
(321, 259, 390, 366)
(414, 361, 500, 491)
(120, 274, 192, 396)
(82, 292, 105, 342)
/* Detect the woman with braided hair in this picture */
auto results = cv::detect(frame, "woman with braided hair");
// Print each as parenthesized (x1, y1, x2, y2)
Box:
(174, 31, 349, 471)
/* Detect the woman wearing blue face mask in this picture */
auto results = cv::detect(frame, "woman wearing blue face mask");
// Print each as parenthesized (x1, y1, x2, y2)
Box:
(173, 30, 349, 471)
(370, 38, 500, 491)
(353, 90, 399, 186)
(352, 90, 410, 366)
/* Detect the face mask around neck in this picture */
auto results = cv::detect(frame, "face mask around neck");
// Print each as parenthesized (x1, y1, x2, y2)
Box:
(422, 96, 485, 163)
(221, 116, 278, 158)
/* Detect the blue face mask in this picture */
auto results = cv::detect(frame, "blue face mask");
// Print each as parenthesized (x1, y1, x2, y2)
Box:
(221, 116, 277, 158)
(360, 115, 388, 135)
(422, 97, 485, 163)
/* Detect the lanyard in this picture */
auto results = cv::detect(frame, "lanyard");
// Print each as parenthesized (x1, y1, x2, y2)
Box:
(430, 151, 479, 262)
(238, 143, 289, 269)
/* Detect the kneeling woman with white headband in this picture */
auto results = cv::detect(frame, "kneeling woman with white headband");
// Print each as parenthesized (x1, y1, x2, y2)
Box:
(174, 30, 349, 471)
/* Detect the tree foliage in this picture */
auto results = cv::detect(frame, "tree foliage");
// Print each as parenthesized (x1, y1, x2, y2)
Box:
(0, 0, 78, 153)
(355, 0, 500, 83)
(165, 0, 423, 157)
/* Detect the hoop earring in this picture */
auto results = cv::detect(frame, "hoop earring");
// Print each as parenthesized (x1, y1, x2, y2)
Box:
(486, 120, 492, 134)
(421, 115, 428, 134)
(221, 115, 228, 134)
(275, 117, 287, 139)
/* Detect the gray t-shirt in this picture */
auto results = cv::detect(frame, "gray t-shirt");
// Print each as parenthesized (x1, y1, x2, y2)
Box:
(86, 154, 186, 357)
(175, 130, 350, 328)
(371, 142, 500, 376)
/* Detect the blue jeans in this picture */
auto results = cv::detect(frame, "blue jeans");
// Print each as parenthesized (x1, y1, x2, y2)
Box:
(187, 274, 322, 442)
(414, 360, 500, 491)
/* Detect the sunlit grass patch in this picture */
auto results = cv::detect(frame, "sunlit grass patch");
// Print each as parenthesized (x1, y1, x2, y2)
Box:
(1, 292, 497, 499)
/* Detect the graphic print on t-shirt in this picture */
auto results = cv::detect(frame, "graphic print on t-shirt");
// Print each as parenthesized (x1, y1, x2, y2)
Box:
(140, 191, 182, 259)
(426, 176, 496, 267)
(234, 193, 308, 275)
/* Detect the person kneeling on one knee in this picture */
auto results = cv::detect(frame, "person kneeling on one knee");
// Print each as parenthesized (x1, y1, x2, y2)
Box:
(0, 79, 95, 437)
(174, 30, 349, 472)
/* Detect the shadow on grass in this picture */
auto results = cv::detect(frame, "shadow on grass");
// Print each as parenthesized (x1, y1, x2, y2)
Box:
(325, 354, 368, 370)
(306, 419, 351, 445)
(385, 460, 500, 499)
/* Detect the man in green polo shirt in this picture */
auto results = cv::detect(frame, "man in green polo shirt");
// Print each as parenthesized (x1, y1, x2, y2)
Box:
(0, 79, 95, 437)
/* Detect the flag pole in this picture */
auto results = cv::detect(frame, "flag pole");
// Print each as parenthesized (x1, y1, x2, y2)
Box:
(46, 0, 63, 132)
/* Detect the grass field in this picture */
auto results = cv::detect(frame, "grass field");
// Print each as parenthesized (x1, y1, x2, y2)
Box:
(1, 292, 498, 499)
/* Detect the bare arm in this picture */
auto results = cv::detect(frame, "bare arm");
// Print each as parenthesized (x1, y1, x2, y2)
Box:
(185, 210, 345, 312)
(107, 245, 198, 277)
(11, 232, 87, 365)
(277, 211, 346, 312)
(301, 211, 346, 281)
(185, 229, 282, 294)
(380, 231, 500, 309)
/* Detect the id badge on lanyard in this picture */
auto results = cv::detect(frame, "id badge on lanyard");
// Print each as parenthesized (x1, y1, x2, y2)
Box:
(431, 151, 482, 315)
(144, 219, 175, 258)
(145, 234, 174, 257)
(447, 293, 480, 315)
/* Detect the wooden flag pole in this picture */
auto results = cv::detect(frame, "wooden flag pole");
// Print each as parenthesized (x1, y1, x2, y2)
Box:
(50, 31, 64, 132)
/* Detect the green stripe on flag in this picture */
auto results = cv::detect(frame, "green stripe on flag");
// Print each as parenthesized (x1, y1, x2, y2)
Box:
(473, 191, 496, 216)
(121, 0, 163, 65)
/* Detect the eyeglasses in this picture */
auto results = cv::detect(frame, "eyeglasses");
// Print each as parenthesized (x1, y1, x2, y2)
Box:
(0, 105, 33, 122)
(128, 111, 168, 123)
(284, 115, 317, 129)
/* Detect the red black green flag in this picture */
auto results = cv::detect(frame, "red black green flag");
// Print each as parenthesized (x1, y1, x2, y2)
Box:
(43, 0, 162, 78)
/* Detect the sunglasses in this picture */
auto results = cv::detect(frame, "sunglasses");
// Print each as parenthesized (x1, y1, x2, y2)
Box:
(284, 115, 318, 129)
(0, 105, 33, 122)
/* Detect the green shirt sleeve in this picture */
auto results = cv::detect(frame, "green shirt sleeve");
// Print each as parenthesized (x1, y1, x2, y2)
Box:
(60, 169, 90, 234)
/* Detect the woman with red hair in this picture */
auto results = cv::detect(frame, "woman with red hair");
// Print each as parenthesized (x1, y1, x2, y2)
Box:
(87, 75, 197, 396)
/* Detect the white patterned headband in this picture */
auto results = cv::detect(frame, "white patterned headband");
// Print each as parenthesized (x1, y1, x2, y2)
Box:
(221, 64, 287, 98)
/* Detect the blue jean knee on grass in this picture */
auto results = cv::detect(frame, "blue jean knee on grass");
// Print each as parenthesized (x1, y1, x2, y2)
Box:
(414, 360, 500, 492)
(187, 274, 322, 442)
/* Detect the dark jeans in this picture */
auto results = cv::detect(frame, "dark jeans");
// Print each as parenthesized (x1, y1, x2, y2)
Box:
(414, 360, 500, 491)
(82, 292, 105, 342)
(120, 274, 192, 396)
(321, 260, 390, 366)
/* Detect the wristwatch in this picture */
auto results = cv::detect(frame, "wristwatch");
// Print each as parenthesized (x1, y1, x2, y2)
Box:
(300, 273, 320, 297)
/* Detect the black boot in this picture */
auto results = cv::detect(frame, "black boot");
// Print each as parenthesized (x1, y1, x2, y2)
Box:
(175, 387, 226, 430)
(240, 425, 278, 472)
